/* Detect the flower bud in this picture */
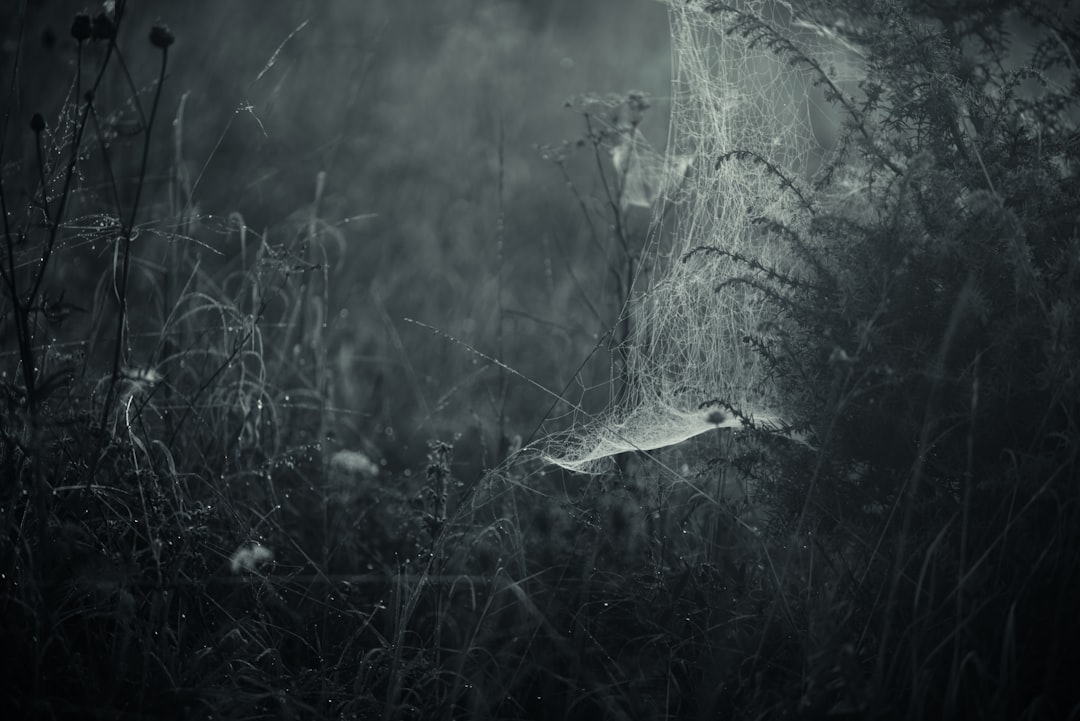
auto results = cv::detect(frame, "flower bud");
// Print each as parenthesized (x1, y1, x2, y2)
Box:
(30, 113, 46, 133)
(149, 25, 175, 49)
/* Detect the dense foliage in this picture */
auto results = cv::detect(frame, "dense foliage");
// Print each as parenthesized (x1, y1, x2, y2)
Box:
(710, 0, 1080, 716)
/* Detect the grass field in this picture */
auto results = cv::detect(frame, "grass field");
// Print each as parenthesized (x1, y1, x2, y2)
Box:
(2, 1, 1079, 719)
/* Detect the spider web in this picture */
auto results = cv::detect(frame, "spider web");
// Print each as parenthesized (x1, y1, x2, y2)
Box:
(543, 0, 859, 472)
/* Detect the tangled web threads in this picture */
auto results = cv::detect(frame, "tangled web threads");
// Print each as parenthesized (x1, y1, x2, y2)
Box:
(543, 1, 857, 473)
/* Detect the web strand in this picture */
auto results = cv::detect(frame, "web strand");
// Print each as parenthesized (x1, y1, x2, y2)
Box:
(544, 1, 852, 472)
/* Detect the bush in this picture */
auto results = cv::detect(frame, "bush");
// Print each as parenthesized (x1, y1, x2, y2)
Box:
(706, 1, 1080, 717)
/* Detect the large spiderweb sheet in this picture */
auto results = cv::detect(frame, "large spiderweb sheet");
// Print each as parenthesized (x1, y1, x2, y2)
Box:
(544, 1, 858, 473)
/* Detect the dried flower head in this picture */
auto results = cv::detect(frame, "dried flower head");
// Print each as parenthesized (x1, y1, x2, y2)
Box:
(71, 14, 92, 41)
(626, 91, 650, 127)
(149, 25, 174, 49)
(91, 13, 115, 41)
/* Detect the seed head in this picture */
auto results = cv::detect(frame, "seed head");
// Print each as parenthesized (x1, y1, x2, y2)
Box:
(30, 113, 46, 133)
(91, 13, 115, 41)
(71, 14, 92, 42)
(149, 25, 174, 49)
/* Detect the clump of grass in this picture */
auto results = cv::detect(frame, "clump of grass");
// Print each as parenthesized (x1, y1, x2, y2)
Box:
(0, 5, 373, 719)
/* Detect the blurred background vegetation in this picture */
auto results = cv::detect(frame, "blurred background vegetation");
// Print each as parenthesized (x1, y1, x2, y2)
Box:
(2, 0, 674, 473)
